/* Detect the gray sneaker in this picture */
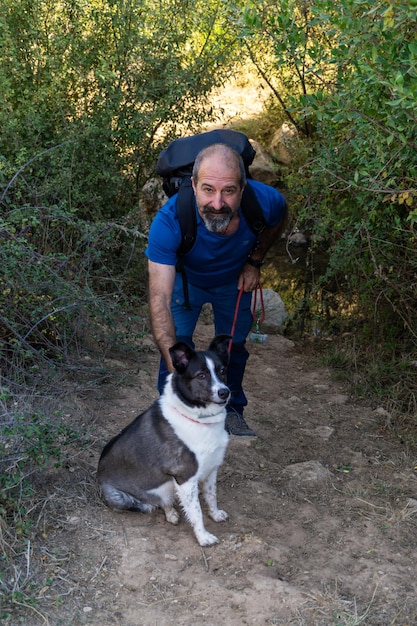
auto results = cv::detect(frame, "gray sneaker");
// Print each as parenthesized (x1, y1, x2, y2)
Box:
(225, 409, 257, 437)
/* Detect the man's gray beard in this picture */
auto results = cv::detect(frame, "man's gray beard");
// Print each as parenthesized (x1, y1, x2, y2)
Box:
(202, 208, 233, 233)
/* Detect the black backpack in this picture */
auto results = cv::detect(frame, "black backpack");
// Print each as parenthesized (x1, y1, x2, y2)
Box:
(155, 129, 267, 308)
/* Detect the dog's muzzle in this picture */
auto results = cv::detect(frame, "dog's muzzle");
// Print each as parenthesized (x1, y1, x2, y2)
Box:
(217, 387, 231, 404)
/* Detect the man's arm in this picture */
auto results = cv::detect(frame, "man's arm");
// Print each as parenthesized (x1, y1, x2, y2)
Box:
(148, 260, 177, 372)
(239, 208, 288, 292)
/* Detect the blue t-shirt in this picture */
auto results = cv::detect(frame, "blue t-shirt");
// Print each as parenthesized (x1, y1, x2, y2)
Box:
(145, 179, 286, 289)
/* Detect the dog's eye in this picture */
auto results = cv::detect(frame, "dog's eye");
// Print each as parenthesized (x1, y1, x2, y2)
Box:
(218, 367, 226, 376)
(197, 372, 207, 379)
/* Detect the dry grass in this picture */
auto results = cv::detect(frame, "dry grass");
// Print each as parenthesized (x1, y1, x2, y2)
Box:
(0, 387, 98, 624)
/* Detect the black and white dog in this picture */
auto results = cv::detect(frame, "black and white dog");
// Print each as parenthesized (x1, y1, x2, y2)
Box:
(97, 335, 231, 546)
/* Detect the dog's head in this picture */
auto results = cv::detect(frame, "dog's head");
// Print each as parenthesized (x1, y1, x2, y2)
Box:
(169, 334, 231, 408)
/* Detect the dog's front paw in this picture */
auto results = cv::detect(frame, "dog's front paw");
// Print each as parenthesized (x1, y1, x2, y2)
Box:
(209, 509, 228, 522)
(164, 506, 180, 525)
(196, 530, 219, 546)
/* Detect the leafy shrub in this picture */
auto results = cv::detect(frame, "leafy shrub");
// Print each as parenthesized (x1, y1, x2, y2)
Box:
(0, 202, 149, 388)
(0, 0, 240, 219)
(243, 0, 417, 348)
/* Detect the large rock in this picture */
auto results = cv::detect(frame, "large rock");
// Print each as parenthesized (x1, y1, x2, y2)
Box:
(248, 139, 279, 186)
(140, 177, 168, 214)
(270, 123, 299, 166)
(252, 288, 288, 329)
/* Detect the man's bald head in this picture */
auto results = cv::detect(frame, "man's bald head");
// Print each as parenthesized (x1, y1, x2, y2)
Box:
(192, 143, 247, 188)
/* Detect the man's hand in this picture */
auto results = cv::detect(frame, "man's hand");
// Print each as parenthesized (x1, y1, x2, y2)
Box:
(238, 264, 261, 292)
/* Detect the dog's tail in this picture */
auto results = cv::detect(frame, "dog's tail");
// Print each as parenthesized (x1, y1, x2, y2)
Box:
(100, 483, 155, 513)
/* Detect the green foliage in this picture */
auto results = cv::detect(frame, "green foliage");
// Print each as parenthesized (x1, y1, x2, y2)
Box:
(296, 1, 417, 351)
(243, 0, 417, 359)
(0, 203, 149, 386)
(0, 0, 239, 219)
(237, 0, 417, 419)
(237, 0, 339, 135)
(1, 410, 80, 517)
(0, 0, 243, 390)
(320, 336, 417, 421)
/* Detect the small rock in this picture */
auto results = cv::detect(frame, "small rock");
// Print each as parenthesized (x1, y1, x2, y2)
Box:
(281, 460, 332, 492)
(327, 394, 349, 405)
(406, 498, 417, 514)
(314, 384, 330, 392)
(288, 231, 308, 246)
(314, 426, 335, 440)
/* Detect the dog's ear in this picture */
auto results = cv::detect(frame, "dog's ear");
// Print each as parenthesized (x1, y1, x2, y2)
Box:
(208, 334, 232, 366)
(169, 342, 196, 373)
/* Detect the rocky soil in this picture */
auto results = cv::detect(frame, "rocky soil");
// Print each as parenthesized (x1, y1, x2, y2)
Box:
(21, 320, 417, 626)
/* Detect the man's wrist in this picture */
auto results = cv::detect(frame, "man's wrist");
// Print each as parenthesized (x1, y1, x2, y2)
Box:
(246, 256, 264, 269)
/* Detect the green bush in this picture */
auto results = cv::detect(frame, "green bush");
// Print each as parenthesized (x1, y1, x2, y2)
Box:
(0, 0, 240, 219)
(242, 0, 417, 348)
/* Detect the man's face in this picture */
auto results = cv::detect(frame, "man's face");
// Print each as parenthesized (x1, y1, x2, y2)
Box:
(191, 156, 244, 234)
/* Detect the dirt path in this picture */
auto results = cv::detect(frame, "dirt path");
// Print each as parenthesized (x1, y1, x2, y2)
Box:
(38, 321, 417, 626)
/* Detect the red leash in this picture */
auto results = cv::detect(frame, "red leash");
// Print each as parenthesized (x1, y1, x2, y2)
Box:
(251, 282, 265, 334)
(228, 283, 265, 353)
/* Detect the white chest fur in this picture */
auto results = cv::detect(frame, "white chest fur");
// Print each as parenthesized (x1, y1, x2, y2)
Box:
(159, 382, 229, 481)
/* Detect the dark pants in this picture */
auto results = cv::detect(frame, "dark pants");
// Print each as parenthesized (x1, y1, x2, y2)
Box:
(157, 274, 253, 415)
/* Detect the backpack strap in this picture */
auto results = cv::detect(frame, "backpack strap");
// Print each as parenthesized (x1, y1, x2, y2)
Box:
(176, 177, 197, 258)
(175, 177, 196, 310)
(240, 183, 266, 237)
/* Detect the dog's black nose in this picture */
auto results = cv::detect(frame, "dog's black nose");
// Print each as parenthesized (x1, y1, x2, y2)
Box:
(218, 387, 230, 401)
